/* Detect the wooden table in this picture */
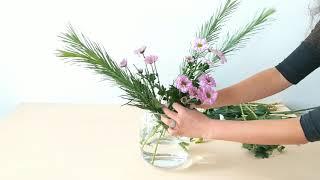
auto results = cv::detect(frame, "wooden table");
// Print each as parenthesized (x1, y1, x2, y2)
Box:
(0, 103, 319, 180)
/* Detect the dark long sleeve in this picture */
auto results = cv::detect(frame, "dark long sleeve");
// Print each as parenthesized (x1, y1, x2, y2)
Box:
(275, 21, 320, 142)
(275, 21, 320, 84)
(275, 42, 320, 84)
(300, 108, 320, 142)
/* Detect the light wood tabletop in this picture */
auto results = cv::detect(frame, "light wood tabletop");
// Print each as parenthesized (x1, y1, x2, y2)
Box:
(0, 103, 319, 180)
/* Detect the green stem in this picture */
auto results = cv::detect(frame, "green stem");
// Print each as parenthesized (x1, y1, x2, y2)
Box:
(141, 124, 161, 150)
(151, 128, 165, 165)
(271, 106, 320, 115)
(239, 104, 247, 121)
(244, 104, 258, 119)
(143, 64, 157, 98)
(153, 63, 161, 86)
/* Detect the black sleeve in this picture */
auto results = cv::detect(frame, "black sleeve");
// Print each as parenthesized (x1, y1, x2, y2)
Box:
(275, 21, 320, 84)
(275, 42, 320, 84)
(276, 22, 320, 142)
(300, 108, 320, 142)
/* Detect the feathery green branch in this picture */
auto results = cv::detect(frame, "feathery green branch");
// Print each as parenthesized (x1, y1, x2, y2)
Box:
(197, 0, 240, 44)
(56, 25, 162, 113)
(221, 8, 275, 54)
(202, 8, 275, 74)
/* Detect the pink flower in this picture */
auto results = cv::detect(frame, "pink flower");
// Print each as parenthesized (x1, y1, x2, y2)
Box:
(198, 87, 218, 105)
(210, 49, 227, 64)
(188, 87, 199, 99)
(192, 38, 208, 52)
(198, 74, 216, 87)
(144, 55, 158, 64)
(175, 75, 193, 93)
(119, 58, 127, 68)
(134, 46, 147, 56)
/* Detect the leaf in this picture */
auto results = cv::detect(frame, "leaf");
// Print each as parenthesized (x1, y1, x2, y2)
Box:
(157, 85, 166, 96)
(146, 74, 157, 83)
(255, 104, 270, 116)
(277, 146, 285, 152)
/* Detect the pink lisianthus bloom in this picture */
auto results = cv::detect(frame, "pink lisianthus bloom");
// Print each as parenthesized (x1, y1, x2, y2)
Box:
(144, 55, 158, 64)
(210, 49, 227, 64)
(198, 86, 218, 105)
(119, 58, 128, 68)
(134, 46, 147, 56)
(198, 74, 216, 87)
(192, 38, 208, 52)
(175, 75, 193, 93)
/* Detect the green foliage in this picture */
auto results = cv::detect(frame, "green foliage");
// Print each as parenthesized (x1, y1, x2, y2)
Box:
(197, 0, 240, 45)
(164, 85, 184, 109)
(182, 2, 275, 79)
(57, 25, 162, 113)
(242, 144, 285, 158)
(221, 8, 276, 55)
(205, 103, 288, 158)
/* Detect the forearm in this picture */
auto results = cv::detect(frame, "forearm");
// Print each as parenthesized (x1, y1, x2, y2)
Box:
(205, 117, 308, 145)
(212, 67, 291, 108)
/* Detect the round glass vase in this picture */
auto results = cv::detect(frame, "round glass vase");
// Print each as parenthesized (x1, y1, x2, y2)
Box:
(139, 112, 190, 169)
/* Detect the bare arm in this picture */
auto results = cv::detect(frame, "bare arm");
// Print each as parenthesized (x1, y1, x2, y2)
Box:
(162, 104, 308, 145)
(206, 117, 308, 145)
(165, 26, 320, 144)
(199, 67, 292, 109)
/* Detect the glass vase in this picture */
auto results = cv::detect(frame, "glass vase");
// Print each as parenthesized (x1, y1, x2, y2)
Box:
(139, 112, 190, 169)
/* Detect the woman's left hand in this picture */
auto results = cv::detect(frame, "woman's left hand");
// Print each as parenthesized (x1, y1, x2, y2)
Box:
(161, 103, 213, 138)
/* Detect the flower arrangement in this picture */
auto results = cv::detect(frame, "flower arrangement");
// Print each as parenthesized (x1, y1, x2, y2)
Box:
(56, 0, 293, 166)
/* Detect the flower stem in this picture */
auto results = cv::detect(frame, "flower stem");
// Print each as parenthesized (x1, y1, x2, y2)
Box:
(244, 104, 258, 119)
(153, 63, 161, 86)
(151, 127, 165, 165)
(141, 123, 161, 150)
(271, 106, 320, 115)
(142, 63, 157, 97)
(239, 104, 247, 121)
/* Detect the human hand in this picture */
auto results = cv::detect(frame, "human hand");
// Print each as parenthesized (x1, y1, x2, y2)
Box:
(190, 103, 213, 110)
(161, 103, 213, 138)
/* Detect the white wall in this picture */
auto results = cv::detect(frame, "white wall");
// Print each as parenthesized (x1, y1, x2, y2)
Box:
(0, 0, 319, 118)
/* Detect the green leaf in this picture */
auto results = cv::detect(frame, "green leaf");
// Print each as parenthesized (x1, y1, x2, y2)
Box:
(255, 104, 270, 116)
(146, 74, 157, 83)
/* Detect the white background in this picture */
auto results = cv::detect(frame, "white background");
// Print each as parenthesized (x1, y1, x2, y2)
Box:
(0, 0, 319, 118)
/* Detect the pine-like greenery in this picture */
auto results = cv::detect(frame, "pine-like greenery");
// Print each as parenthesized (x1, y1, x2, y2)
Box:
(183, 1, 275, 77)
(56, 26, 162, 113)
(197, 0, 240, 45)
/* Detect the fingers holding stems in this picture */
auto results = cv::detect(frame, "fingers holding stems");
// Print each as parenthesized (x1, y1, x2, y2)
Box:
(161, 103, 185, 136)
(161, 114, 180, 136)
